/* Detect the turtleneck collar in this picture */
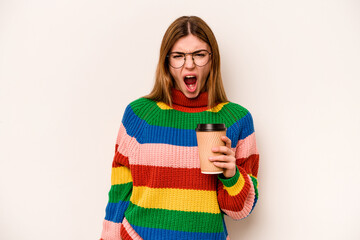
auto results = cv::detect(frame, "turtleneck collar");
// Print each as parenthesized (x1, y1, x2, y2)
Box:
(171, 88, 209, 113)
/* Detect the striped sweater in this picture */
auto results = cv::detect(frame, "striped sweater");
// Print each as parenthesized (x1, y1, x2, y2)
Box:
(101, 88, 260, 240)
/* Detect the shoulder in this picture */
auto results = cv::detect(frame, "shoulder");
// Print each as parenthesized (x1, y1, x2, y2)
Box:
(222, 101, 253, 120)
(128, 97, 154, 110)
(225, 101, 250, 114)
(122, 97, 158, 119)
(222, 102, 257, 140)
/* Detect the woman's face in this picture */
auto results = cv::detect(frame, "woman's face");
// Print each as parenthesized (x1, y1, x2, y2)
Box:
(168, 34, 212, 98)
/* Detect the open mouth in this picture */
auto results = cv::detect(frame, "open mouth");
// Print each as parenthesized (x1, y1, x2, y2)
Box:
(184, 75, 197, 92)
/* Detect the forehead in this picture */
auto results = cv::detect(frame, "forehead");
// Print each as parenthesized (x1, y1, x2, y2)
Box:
(171, 34, 210, 53)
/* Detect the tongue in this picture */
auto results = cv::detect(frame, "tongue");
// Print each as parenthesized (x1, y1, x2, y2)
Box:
(184, 77, 197, 85)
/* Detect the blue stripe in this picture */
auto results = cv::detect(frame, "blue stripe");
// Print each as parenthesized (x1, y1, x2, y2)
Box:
(104, 201, 129, 223)
(222, 218, 228, 237)
(131, 224, 227, 240)
(238, 111, 255, 141)
(122, 106, 254, 148)
(250, 195, 258, 214)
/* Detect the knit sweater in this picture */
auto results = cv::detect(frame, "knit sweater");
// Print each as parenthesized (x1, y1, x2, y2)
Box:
(101, 88, 260, 240)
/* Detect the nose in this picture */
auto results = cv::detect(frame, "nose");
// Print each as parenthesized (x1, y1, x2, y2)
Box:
(184, 54, 195, 69)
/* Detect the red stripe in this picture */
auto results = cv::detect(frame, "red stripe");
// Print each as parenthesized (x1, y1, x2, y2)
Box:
(172, 104, 210, 113)
(112, 144, 130, 168)
(217, 166, 252, 211)
(236, 154, 259, 177)
(120, 224, 133, 240)
(130, 165, 218, 190)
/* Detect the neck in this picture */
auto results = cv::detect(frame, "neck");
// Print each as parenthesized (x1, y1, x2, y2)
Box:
(171, 88, 209, 113)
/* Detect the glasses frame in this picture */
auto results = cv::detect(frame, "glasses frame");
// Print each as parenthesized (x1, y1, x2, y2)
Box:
(166, 49, 212, 69)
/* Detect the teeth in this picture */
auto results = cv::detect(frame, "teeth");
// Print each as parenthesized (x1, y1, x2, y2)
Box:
(185, 75, 195, 78)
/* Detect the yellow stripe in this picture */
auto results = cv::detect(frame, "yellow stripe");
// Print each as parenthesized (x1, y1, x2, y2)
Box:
(130, 186, 220, 214)
(157, 102, 172, 110)
(206, 102, 229, 112)
(223, 174, 246, 196)
(157, 101, 229, 112)
(111, 166, 133, 185)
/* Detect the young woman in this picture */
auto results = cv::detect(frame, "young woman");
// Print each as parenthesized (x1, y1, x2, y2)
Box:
(100, 16, 260, 240)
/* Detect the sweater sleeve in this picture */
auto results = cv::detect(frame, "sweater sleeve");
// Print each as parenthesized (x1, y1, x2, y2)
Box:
(101, 105, 134, 240)
(217, 111, 259, 220)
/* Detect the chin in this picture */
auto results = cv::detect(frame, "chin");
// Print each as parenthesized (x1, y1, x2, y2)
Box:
(184, 90, 199, 98)
(175, 82, 201, 98)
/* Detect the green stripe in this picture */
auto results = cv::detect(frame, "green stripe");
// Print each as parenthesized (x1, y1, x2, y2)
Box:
(218, 166, 240, 187)
(125, 202, 224, 233)
(250, 176, 258, 198)
(108, 183, 133, 203)
(130, 98, 249, 129)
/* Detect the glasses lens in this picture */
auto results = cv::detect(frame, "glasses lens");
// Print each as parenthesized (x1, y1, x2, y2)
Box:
(168, 53, 185, 68)
(193, 50, 210, 67)
(168, 50, 211, 68)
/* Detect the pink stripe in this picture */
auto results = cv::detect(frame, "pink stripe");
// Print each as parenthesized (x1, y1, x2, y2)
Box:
(116, 124, 139, 158)
(117, 124, 200, 168)
(122, 218, 143, 240)
(117, 124, 257, 168)
(227, 236, 231, 240)
(117, 126, 197, 168)
(101, 220, 122, 240)
(235, 132, 258, 159)
(221, 174, 255, 220)
(116, 123, 131, 157)
(133, 143, 201, 168)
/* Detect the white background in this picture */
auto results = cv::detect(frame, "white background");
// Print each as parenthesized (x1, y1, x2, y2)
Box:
(1, 0, 359, 239)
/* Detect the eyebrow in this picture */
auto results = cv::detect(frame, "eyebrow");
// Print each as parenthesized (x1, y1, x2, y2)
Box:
(169, 49, 208, 54)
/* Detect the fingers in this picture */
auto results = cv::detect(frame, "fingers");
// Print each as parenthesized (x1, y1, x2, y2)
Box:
(210, 135, 236, 178)
(210, 155, 236, 177)
(212, 161, 235, 170)
(209, 155, 235, 173)
(221, 135, 232, 149)
(209, 154, 233, 162)
(209, 136, 236, 172)
(211, 145, 234, 156)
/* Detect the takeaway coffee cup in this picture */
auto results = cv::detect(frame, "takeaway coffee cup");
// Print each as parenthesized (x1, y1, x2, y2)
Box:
(195, 123, 227, 174)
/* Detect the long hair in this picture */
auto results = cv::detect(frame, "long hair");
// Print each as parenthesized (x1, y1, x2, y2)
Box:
(143, 16, 228, 108)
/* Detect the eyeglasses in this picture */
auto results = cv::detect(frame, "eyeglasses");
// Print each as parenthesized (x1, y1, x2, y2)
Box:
(167, 49, 212, 69)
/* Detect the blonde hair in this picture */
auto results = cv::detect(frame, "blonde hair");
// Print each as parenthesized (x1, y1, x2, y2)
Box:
(143, 16, 228, 108)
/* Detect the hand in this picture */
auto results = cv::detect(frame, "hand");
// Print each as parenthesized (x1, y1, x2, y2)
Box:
(209, 135, 237, 179)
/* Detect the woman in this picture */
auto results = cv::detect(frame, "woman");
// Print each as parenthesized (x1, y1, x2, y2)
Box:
(101, 16, 259, 240)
